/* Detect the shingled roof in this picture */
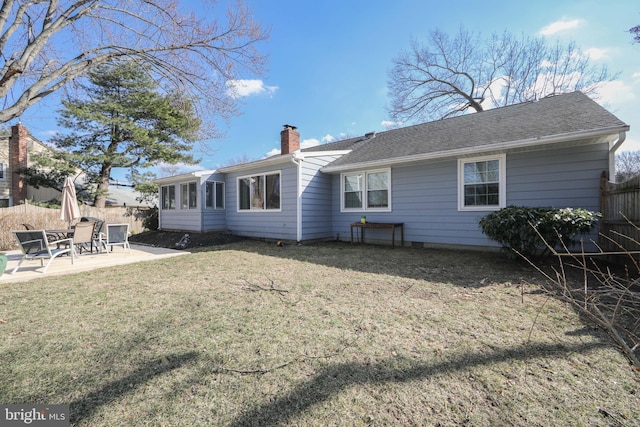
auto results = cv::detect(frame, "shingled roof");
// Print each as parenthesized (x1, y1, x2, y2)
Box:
(309, 91, 628, 172)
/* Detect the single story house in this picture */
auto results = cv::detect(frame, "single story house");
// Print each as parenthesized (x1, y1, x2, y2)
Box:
(155, 91, 629, 250)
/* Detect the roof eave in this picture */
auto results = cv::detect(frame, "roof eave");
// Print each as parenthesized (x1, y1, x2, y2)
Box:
(217, 153, 297, 173)
(321, 126, 629, 173)
(295, 150, 352, 159)
(153, 169, 218, 184)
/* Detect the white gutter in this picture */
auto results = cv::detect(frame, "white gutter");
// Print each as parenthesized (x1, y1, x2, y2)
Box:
(218, 154, 295, 173)
(290, 152, 302, 242)
(296, 149, 352, 158)
(321, 125, 630, 173)
(153, 169, 218, 185)
(608, 131, 627, 181)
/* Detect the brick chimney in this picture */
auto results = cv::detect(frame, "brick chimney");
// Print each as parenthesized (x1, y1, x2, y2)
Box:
(280, 124, 300, 154)
(10, 123, 29, 205)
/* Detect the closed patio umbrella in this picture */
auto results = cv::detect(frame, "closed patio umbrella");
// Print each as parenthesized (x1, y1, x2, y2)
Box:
(60, 177, 81, 227)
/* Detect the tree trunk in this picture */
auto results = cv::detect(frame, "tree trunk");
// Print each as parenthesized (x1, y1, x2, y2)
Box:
(93, 165, 112, 208)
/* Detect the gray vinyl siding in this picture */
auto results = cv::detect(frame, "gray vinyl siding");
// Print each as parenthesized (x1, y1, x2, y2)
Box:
(506, 143, 608, 249)
(158, 172, 226, 232)
(300, 155, 341, 241)
(159, 208, 202, 232)
(202, 172, 227, 231)
(225, 162, 298, 240)
(158, 179, 202, 231)
(506, 143, 608, 210)
(330, 143, 609, 248)
(202, 210, 226, 231)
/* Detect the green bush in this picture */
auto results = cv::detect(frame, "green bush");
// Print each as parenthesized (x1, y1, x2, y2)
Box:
(143, 206, 159, 231)
(479, 206, 601, 257)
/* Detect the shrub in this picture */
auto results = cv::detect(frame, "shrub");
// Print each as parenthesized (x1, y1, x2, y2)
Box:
(479, 206, 601, 257)
(143, 206, 159, 230)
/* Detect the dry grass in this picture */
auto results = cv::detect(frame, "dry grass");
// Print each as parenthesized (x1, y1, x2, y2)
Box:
(0, 241, 638, 426)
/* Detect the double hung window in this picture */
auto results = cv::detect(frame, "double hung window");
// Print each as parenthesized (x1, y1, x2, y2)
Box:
(458, 155, 505, 211)
(341, 169, 391, 211)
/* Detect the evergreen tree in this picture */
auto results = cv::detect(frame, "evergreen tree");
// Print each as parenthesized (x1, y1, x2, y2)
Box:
(49, 61, 200, 207)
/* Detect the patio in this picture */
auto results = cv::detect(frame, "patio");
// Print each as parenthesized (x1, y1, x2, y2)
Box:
(0, 244, 187, 283)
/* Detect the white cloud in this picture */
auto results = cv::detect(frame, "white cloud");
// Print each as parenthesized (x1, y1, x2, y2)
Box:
(381, 120, 402, 129)
(619, 136, 640, 152)
(597, 79, 636, 105)
(226, 79, 278, 99)
(584, 47, 608, 61)
(540, 19, 582, 36)
(264, 148, 280, 158)
(633, 72, 640, 79)
(301, 138, 321, 149)
(321, 134, 335, 143)
(264, 137, 321, 158)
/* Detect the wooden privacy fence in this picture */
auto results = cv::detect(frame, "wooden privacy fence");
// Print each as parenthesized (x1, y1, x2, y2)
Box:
(599, 171, 640, 255)
(0, 202, 150, 251)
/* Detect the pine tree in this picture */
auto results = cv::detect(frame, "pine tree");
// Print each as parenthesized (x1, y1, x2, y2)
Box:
(49, 61, 200, 207)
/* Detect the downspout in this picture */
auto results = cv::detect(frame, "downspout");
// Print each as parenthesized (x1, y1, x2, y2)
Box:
(291, 153, 302, 242)
(609, 131, 627, 181)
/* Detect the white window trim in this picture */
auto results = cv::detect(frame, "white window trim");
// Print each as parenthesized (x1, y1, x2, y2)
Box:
(205, 180, 225, 210)
(236, 170, 282, 212)
(340, 168, 392, 212)
(457, 154, 506, 211)
(161, 184, 176, 210)
(180, 181, 198, 210)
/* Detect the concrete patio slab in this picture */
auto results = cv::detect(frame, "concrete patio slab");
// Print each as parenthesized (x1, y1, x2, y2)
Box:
(0, 244, 188, 283)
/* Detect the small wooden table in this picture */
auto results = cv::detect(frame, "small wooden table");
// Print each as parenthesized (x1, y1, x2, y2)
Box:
(350, 222, 404, 248)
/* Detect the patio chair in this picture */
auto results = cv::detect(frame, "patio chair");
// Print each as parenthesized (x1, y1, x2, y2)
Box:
(11, 230, 75, 274)
(72, 221, 98, 254)
(101, 223, 131, 253)
(81, 217, 105, 241)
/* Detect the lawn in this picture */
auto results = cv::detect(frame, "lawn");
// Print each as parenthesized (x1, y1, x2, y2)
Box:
(0, 241, 638, 426)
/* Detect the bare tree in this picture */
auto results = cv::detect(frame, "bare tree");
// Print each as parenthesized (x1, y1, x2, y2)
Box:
(387, 27, 615, 123)
(630, 24, 640, 43)
(0, 0, 268, 134)
(615, 150, 640, 182)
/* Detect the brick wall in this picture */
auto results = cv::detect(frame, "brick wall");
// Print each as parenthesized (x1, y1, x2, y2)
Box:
(9, 124, 29, 205)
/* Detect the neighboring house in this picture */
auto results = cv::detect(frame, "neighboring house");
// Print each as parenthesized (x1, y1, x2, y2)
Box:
(155, 92, 630, 250)
(0, 123, 150, 209)
(103, 186, 153, 209)
(0, 123, 61, 207)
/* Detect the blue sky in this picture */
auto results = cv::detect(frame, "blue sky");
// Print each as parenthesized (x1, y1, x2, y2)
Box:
(14, 0, 640, 179)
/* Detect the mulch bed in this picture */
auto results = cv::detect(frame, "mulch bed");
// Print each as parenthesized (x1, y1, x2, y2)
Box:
(129, 230, 245, 250)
